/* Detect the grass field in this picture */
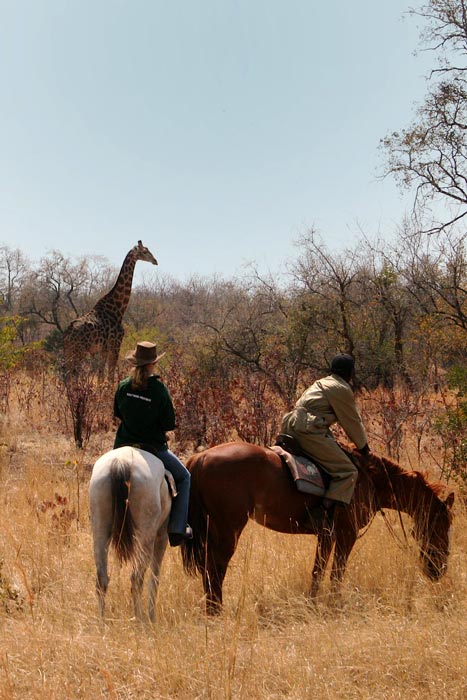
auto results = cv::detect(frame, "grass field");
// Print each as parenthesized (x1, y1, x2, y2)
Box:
(0, 412, 466, 699)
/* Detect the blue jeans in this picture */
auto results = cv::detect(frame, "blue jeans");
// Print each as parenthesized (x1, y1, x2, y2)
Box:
(154, 448, 191, 535)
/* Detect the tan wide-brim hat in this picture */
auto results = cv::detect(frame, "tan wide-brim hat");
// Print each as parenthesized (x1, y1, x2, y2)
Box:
(125, 341, 166, 367)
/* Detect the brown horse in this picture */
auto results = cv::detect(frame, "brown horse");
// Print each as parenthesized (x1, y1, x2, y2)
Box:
(181, 441, 454, 613)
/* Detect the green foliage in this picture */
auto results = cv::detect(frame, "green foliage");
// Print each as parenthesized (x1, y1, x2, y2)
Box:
(434, 365, 467, 485)
(43, 328, 64, 355)
(375, 263, 398, 289)
(120, 325, 168, 365)
(446, 366, 467, 396)
(0, 316, 30, 370)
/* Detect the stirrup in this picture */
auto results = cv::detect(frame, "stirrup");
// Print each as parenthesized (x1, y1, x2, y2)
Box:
(168, 525, 193, 547)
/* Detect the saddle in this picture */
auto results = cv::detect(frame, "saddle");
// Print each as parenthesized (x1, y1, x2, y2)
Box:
(271, 434, 331, 496)
(118, 443, 178, 498)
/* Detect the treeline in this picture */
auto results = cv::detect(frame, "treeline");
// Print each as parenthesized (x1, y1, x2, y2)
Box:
(0, 228, 465, 390)
(0, 227, 466, 449)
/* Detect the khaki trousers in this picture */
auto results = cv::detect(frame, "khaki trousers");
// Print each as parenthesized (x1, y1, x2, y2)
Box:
(281, 411, 358, 504)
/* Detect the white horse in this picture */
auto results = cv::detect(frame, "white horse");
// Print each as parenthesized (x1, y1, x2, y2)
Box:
(89, 446, 172, 621)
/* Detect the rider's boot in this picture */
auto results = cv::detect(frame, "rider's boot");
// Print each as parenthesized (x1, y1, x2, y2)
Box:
(168, 524, 193, 547)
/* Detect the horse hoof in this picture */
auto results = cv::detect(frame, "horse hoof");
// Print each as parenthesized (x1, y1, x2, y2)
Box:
(206, 601, 222, 616)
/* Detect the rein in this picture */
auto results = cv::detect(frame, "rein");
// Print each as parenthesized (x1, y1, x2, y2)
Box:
(362, 457, 411, 550)
(378, 507, 411, 550)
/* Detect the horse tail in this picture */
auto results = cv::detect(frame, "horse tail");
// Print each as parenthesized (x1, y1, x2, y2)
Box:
(109, 458, 137, 564)
(181, 452, 210, 577)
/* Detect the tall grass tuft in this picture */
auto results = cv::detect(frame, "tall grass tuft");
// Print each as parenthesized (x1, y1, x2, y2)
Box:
(0, 381, 466, 699)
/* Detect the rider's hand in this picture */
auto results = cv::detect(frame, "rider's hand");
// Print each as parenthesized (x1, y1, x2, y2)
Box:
(358, 443, 372, 466)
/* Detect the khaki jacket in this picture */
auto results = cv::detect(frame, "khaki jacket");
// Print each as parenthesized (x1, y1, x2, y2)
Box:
(293, 373, 367, 450)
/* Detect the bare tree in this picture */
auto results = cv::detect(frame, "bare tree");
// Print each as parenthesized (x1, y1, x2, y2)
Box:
(290, 229, 364, 359)
(359, 239, 417, 386)
(382, 0, 467, 233)
(0, 245, 30, 313)
(19, 251, 115, 336)
(392, 227, 467, 334)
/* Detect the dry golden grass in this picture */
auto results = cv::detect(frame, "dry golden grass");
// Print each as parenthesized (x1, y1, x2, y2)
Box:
(0, 408, 467, 699)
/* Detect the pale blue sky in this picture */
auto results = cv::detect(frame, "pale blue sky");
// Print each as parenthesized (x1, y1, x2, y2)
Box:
(0, 1, 432, 281)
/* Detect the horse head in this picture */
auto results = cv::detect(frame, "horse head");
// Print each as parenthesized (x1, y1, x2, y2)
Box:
(416, 489, 454, 581)
(355, 450, 455, 582)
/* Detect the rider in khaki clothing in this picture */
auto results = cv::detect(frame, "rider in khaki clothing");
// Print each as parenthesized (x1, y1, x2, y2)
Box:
(281, 354, 370, 514)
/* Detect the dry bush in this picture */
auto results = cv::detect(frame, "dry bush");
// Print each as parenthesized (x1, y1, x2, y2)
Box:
(0, 376, 466, 699)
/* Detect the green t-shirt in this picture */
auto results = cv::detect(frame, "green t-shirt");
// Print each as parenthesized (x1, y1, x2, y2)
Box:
(113, 375, 176, 450)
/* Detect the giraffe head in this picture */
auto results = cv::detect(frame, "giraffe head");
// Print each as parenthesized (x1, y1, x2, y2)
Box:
(133, 240, 158, 266)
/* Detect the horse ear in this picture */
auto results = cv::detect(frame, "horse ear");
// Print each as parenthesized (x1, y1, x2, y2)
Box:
(445, 492, 455, 510)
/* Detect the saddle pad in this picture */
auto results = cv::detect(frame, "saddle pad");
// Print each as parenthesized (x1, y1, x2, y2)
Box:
(270, 445, 326, 496)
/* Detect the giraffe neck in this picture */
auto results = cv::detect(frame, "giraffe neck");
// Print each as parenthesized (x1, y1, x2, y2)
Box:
(94, 250, 137, 320)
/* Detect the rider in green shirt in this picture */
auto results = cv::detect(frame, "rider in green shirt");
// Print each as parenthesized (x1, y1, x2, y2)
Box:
(113, 341, 192, 546)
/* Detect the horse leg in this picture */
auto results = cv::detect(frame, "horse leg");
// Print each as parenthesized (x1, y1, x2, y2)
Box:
(131, 548, 151, 621)
(95, 548, 110, 617)
(203, 524, 246, 615)
(310, 531, 335, 600)
(329, 529, 358, 598)
(91, 513, 112, 618)
(148, 529, 169, 623)
(203, 549, 229, 615)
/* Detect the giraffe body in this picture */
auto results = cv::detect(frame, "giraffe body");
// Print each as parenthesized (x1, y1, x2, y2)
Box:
(62, 241, 157, 380)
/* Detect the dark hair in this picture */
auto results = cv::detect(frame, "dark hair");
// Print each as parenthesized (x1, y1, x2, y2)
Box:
(330, 353, 355, 380)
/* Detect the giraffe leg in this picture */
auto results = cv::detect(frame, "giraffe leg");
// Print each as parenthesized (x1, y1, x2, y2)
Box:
(107, 329, 123, 381)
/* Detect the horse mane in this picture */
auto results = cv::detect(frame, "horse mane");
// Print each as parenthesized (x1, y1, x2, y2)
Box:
(366, 452, 446, 499)
(338, 440, 447, 500)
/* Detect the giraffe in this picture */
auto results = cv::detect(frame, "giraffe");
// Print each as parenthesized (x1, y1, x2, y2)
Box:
(62, 240, 158, 381)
